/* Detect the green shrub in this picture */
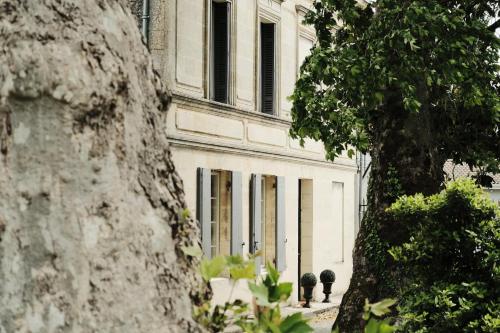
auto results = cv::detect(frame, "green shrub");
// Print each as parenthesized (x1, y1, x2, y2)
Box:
(388, 178, 500, 332)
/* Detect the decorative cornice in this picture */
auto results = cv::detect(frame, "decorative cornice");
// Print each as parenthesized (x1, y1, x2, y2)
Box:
(171, 91, 292, 127)
(167, 135, 358, 171)
(295, 4, 311, 15)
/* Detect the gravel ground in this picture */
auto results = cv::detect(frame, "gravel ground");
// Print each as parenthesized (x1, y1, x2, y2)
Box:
(309, 308, 338, 333)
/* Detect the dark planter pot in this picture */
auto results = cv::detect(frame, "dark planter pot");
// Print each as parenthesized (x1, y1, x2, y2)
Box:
(302, 285, 315, 308)
(321, 282, 333, 303)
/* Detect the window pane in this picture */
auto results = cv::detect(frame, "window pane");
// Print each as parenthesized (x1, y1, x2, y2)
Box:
(211, 198, 217, 221)
(210, 172, 220, 257)
(211, 222, 217, 245)
(211, 174, 218, 197)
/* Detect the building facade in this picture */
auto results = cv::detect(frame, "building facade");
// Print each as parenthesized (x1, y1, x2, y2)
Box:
(139, 0, 360, 304)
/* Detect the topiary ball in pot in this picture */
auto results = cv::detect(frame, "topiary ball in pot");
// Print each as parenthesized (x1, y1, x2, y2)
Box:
(300, 273, 317, 308)
(300, 272, 317, 287)
(319, 269, 335, 303)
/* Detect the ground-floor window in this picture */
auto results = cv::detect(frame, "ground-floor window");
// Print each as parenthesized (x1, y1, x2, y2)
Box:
(261, 175, 276, 267)
(209, 171, 232, 257)
(251, 174, 285, 273)
(198, 168, 242, 259)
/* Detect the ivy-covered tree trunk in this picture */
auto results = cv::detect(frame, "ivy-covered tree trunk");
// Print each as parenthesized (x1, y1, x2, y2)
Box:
(334, 96, 446, 332)
(0, 1, 205, 332)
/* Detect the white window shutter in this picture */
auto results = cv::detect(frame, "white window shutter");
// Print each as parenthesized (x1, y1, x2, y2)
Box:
(276, 176, 286, 271)
(197, 168, 212, 258)
(231, 171, 243, 256)
(250, 174, 262, 272)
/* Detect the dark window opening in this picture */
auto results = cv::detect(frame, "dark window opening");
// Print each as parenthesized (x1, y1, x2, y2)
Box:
(260, 22, 275, 115)
(211, 1, 230, 103)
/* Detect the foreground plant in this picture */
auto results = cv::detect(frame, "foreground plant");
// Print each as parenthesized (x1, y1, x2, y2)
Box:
(193, 253, 313, 333)
(333, 298, 397, 333)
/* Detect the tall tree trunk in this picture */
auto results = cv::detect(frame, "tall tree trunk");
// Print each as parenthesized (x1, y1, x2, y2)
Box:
(334, 91, 446, 332)
(0, 1, 204, 332)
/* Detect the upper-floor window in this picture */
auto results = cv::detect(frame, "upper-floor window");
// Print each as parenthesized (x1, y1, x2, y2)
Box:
(210, 0, 231, 104)
(260, 22, 276, 115)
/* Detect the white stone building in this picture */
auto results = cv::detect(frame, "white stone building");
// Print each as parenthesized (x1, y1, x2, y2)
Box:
(140, 0, 360, 305)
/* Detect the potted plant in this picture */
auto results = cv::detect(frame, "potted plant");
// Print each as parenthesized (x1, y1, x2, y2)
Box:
(319, 269, 336, 303)
(300, 273, 317, 308)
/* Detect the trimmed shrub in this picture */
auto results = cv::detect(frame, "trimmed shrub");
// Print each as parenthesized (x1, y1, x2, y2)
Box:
(320, 269, 336, 283)
(300, 273, 317, 287)
(388, 178, 499, 332)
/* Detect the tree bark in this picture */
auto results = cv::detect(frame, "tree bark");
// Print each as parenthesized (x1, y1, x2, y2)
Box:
(0, 1, 204, 332)
(334, 91, 446, 332)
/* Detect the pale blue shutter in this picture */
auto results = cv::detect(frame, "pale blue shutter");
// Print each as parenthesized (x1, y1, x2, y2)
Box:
(197, 168, 212, 258)
(251, 174, 262, 273)
(276, 176, 286, 271)
(231, 171, 243, 256)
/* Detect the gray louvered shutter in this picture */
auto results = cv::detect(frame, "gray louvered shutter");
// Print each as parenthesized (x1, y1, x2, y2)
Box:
(276, 176, 286, 271)
(211, 1, 230, 103)
(231, 171, 243, 256)
(260, 23, 275, 115)
(197, 168, 212, 258)
(250, 174, 262, 273)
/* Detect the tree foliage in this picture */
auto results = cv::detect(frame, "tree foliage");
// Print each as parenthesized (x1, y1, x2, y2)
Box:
(388, 179, 499, 332)
(291, 1, 499, 331)
(291, 0, 499, 168)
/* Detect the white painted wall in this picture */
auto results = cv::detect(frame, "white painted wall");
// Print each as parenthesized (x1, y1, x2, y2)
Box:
(170, 146, 357, 305)
(153, 0, 359, 307)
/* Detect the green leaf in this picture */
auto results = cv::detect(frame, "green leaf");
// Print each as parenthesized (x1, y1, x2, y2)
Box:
(230, 262, 255, 280)
(379, 319, 396, 333)
(350, 65, 361, 76)
(248, 282, 270, 306)
(180, 244, 203, 258)
(277, 282, 293, 299)
(200, 256, 226, 282)
(280, 313, 314, 333)
(266, 262, 280, 284)
(365, 318, 381, 333)
(280, 313, 303, 332)
(370, 298, 397, 317)
(181, 208, 191, 219)
(226, 254, 245, 266)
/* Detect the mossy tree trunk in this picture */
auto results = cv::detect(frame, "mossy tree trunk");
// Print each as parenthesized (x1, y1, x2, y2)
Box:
(0, 1, 204, 332)
(334, 91, 446, 332)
